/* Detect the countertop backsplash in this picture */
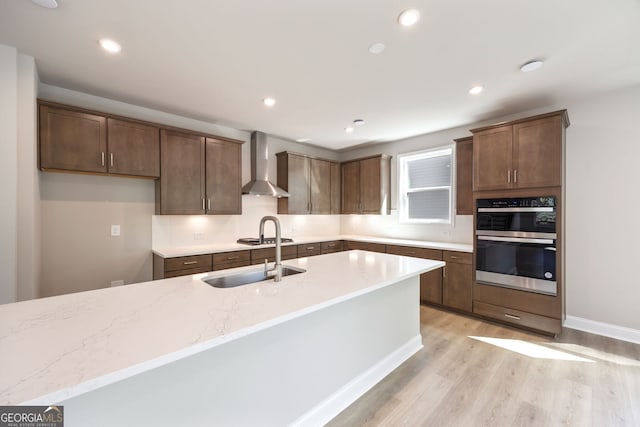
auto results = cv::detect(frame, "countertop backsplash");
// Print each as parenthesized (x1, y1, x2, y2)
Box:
(152, 196, 341, 248)
(152, 196, 472, 249)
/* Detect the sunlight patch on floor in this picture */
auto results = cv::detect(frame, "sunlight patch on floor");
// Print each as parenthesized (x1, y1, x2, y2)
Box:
(469, 336, 595, 362)
(546, 342, 640, 366)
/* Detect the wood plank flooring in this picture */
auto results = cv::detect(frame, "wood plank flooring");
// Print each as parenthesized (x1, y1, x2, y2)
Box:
(328, 305, 640, 427)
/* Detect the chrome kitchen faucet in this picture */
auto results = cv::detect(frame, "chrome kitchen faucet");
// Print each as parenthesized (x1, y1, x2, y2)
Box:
(259, 216, 283, 282)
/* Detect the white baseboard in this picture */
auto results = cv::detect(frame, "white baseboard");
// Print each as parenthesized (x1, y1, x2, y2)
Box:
(291, 334, 423, 427)
(564, 316, 640, 345)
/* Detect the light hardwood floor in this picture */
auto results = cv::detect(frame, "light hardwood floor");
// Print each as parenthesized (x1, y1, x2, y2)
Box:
(328, 305, 640, 427)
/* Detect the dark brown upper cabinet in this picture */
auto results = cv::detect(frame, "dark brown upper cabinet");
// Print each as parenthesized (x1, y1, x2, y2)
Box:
(156, 130, 242, 215)
(341, 155, 391, 214)
(276, 152, 339, 215)
(454, 136, 473, 215)
(471, 110, 569, 191)
(39, 104, 108, 174)
(39, 102, 160, 178)
(107, 119, 160, 178)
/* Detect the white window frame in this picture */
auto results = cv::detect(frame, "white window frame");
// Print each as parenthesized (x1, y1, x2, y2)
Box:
(397, 145, 455, 224)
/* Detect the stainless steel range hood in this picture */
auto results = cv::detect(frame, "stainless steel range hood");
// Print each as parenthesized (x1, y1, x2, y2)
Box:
(241, 131, 290, 197)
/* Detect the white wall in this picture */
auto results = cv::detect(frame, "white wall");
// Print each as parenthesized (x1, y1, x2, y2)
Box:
(17, 54, 39, 301)
(563, 84, 640, 331)
(0, 45, 18, 304)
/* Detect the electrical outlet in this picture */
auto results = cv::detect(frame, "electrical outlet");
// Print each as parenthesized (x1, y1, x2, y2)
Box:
(194, 232, 204, 240)
(111, 225, 121, 237)
(110, 280, 124, 287)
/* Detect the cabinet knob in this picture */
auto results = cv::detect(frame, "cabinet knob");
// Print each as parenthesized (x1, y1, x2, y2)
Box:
(101, 152, 105, 167)
(514, 169, 518, 183)
(110, 152, 114, 168)
(507, 170, 511, 183)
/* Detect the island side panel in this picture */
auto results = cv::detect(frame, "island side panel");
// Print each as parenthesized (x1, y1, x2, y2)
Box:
(59, 277, 421, 427)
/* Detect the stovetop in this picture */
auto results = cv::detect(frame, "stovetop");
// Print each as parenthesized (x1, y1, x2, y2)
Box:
(237, 237, 294, 246)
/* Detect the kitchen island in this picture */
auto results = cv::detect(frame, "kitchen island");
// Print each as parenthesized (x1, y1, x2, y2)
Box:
(0, 251, 443, 426)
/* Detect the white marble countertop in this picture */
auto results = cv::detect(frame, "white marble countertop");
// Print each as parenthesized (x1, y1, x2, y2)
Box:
(153, 234, 473, 258)
(0, 251, 444, 405)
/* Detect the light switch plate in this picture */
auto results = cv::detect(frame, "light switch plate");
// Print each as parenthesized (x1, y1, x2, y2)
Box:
(111, 225, 121, 236)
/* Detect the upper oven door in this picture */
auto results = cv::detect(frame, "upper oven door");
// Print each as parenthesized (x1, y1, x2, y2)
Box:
(476, 197, 556, 236)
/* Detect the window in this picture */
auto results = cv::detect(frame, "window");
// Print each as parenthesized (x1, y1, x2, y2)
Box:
(398, 146, 454, 224)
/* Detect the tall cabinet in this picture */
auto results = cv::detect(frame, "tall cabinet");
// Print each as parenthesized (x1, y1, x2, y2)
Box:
(471, 110, 569, 335)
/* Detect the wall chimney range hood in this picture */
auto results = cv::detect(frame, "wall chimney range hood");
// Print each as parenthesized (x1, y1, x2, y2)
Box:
(241, 131, 290, 197)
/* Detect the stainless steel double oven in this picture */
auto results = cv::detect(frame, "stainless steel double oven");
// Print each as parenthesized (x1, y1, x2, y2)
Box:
(475, 196, 557, 296)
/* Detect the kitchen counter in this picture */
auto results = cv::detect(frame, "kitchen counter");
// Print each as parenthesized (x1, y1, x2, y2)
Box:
(0, 251, 444, 408)
(153, 234, 473, 258)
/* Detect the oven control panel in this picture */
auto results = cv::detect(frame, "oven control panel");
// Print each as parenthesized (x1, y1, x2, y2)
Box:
(476, 196, 555, 209)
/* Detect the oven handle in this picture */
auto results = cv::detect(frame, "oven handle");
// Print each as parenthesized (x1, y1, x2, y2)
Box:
(477, 207, 554, 213)
(477, 236, 555, 244)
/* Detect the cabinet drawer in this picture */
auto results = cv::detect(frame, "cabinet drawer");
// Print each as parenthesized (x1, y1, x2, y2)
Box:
(443, 250, 472, 264)
(251, 246, 298, 265)
(344, 241, 386, 253)
(165, 266, 212, 278)
(297, 243, 322, 257)
(386, 245, 442, 260)
(321, 240, 343, 254)
(213, 251, 250, 270)
(165, 254, 212, 272)
(473, 301, 561, 335)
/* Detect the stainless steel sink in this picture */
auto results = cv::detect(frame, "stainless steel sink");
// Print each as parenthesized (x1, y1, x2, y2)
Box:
(203, 265, 306, 288)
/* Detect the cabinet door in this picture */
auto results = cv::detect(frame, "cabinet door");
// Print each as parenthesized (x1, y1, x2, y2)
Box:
(443, 262, 473, 312)
(513, 116, 563, 188)
(310, 159, 331, 214)
(455, 137, 473, 215)
(205, 138, 242, 214)
(420, 270, 443, 304)
(473, 125, 513, 191)
(39, 105, 107, 173)
(107, 118, 159, 177)
(158, 130, 205, 214)
(278, 154, 310, 214)
(360, 157, 382, 213)
(341, 161, 360, 213)
(330, 162, 341, 214)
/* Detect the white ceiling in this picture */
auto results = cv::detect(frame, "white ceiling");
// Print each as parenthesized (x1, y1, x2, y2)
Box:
(1, 0, 639, 150)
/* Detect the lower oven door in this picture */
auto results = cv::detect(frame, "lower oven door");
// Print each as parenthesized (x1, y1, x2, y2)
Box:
(476, 235, 557, 296)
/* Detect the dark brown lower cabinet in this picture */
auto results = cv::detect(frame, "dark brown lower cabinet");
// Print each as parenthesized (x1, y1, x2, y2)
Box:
(420, 269, 443, 304)
(251, 246, 298, 265)
(442, 251, 473, 312)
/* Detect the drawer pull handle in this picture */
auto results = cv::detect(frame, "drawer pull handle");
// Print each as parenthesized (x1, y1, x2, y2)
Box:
(504, 314, 521, 320)
(450, 256, 459, 259)
(183, 261, 198, 265)
(306, 246, 315, 250)
(226, 256, 239, 260)
(328, 244, 336, 247)
(406, 251, 416, 255)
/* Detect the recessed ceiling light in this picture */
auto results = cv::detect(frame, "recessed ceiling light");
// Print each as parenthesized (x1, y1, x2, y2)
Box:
(31, 0, 58, 8)
(368, 43, 385, 54)
(469, 85, 484, 95)
(353, 119, 365, 126)
(297, 138, 310, 143)
(263, 97, 276, 107)
(398, 9, 420, 27)
(520, 60, 544, 72)
(345, 127, 354, 133)
(98, 39, 122, 54)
